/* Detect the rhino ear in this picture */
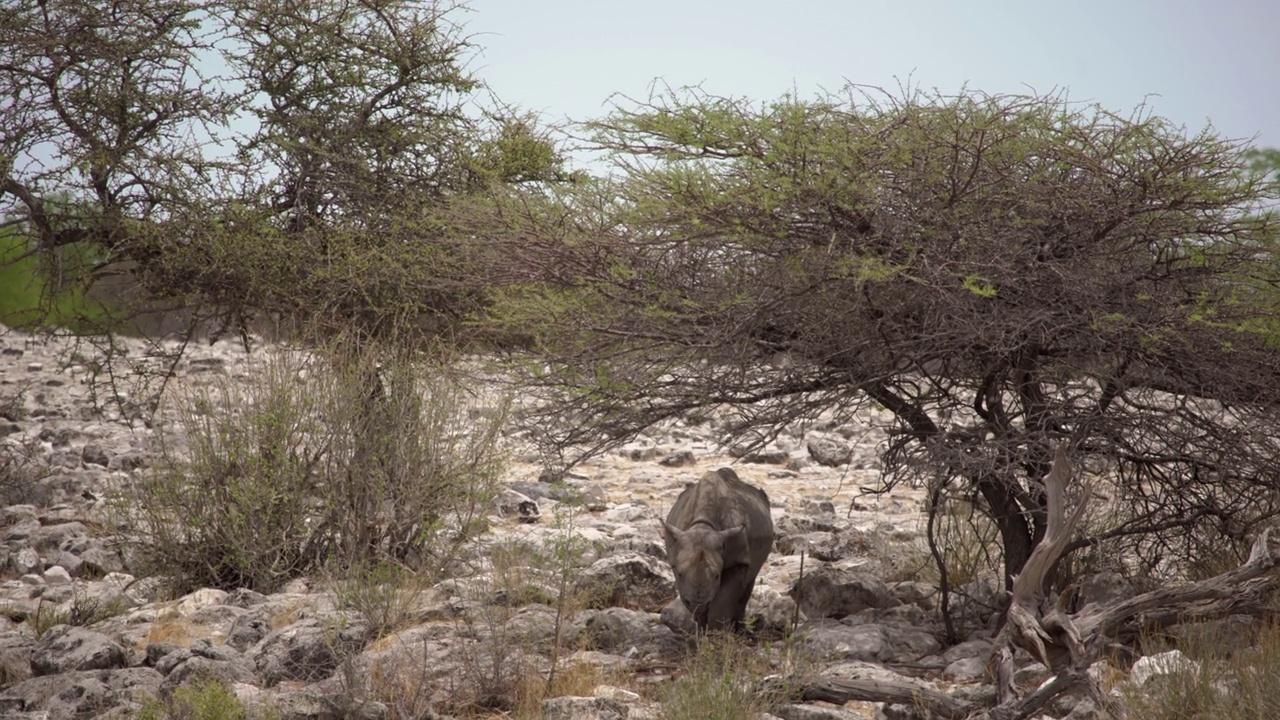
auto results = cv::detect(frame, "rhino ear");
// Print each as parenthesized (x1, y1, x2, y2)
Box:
(660, 520, 684, 545)
(719, 525, 746, 544)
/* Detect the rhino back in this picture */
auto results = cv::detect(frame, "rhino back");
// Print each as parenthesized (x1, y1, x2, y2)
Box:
(667, 468, 773, 566)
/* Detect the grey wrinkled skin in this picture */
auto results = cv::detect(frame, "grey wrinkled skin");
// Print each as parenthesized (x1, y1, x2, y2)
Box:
(661, 468, 774, 632)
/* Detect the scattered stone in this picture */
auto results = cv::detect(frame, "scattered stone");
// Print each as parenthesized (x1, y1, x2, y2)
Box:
(740, 449, 792, 464)
(807, 435, 853, 467)
(252, 615, 370, 687)
(80, 444, 110, 467)
(160, 654, 256, 696)
(107, 452, 146, 471)
(943, 655, 988, 680)
(494, 488, 540, 523)
(0, 667, 162, 720)
(658, 450, 696, 467)
(576, 553, 674, 611)
(790, 564, 897, 619)
(777, 703, 871, 719)
(2, 325, 1144, 719)
(9, 545, 41, 576)
(41, 566, 72, 585)
(584, 608, 655, 652)
(173, 588, 228, 616)
(542, 696, 627, 720)
(624, 446, 661, 462)
(30, 625, 128, 675)
(227, 613, 271, 653)
(1127, 649, 1199, 686)
(747, 585, 801, 633)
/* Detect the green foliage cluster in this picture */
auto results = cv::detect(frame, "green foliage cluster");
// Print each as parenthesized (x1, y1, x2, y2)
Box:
(123, 339, 508, 593)
(137, 677, 277, 720)
(0, 229, 111, 331)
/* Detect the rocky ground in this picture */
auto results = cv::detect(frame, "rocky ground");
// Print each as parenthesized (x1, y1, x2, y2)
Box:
(0, 326, 1200, 720)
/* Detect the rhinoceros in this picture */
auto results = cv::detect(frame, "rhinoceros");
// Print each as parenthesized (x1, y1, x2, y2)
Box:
(661, 467, 774, 632)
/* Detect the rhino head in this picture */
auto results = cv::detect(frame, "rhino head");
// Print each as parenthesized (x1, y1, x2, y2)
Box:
(661, 520, 744, 626)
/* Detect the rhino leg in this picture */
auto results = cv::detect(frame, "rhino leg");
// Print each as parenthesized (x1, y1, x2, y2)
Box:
(706, 564, 753, 632)
(733, 565, 766, 631)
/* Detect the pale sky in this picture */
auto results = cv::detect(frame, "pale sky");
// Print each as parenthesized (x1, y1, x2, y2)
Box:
(463, 0, 1279, 154)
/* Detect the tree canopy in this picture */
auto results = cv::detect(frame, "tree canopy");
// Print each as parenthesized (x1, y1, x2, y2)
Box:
(495, 87, 1280, 592)
(0, 0, 564, 345)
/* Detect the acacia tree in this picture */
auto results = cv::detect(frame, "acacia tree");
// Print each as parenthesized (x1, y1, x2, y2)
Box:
(0, 0, 232, 314)
(0, 0, 562, 344)
(496, 87, 1280, 599)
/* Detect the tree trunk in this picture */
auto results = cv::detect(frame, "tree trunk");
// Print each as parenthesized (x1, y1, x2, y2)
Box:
(977, 475, 1036, 592)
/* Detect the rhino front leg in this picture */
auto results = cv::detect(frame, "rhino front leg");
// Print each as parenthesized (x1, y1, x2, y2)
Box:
(706, 564, 752, 632)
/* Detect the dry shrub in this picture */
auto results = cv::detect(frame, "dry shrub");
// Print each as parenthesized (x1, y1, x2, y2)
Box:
(367, 650, 439, 720)
(1122, 622, 1280, 720)
(451, 628, 537, 715)
(144, 613, 204, 647)
(513, 659, 625, 719)
(375, 510, 606, 718)
(352, 502, 608, 719)
(26, 584, 129, 638)
(0, 389, 46, 506)
(926, 500, 1003, 588)
(327, 560, 431, 641)
(364, 632, 547, 720)
(122, 339, 508, 593)
(659, 634, 808, 720)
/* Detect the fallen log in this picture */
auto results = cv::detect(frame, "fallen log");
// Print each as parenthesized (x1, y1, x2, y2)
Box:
(798, 676, 977, 719)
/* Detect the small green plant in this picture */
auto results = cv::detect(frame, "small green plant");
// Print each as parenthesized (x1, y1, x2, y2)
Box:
(137, 677, 277, 720)
(432, 507, 606, 717)
(26, 600, 70, 638)
(659, 634, 796, 720)
(541, 505, 600, 700)
(448, 602, 537, 715)
(26, 584, 130, 637)
(328, 560, 429, 641)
